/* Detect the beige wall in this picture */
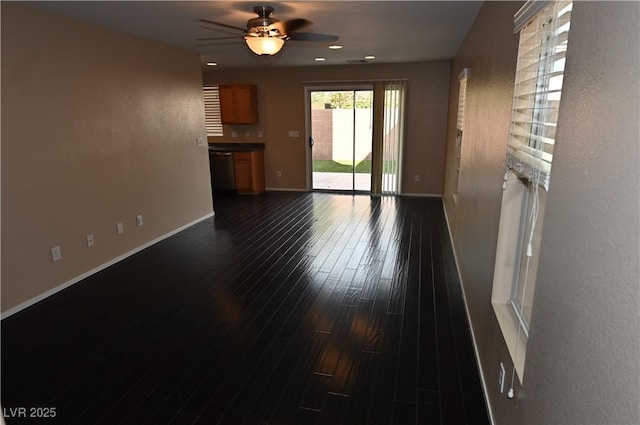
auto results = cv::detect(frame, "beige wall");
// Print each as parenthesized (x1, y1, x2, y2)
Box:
(443, 1, 640, 424)
(1, 4, 213, 313)
(203, 62, 451, 195)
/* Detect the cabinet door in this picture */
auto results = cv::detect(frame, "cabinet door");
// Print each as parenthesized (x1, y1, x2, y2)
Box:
(234, 152, 253, 192)
(219, 84, 259, 125)
(250, 150, 265, 193)
(233, 85, 258, 124)
(219, 85, 238, 124)
(234, 151, 265, 195)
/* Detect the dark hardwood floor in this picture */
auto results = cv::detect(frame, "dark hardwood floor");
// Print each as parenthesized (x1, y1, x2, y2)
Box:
(1, 192, 489, 425)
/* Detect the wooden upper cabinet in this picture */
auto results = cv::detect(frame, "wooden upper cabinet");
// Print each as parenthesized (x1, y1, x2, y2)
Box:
(219, 84, 259, 125)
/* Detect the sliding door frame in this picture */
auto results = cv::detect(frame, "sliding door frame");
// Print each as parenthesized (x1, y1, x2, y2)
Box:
(304, 84, 374, 192)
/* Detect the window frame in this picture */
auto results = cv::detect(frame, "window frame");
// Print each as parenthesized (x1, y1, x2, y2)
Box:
(491, 0, 572, 382)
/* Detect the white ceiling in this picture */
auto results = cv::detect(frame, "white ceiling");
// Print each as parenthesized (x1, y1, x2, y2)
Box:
(22, 1, 483, 71)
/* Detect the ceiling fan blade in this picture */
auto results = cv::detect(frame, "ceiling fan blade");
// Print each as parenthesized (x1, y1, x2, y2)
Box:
(197, 41, 242, 47)
(288, 32, 339, 42)
(199, 19, 246, 33)
(271, 18, 312, 35)
(196, 36, 242, 41)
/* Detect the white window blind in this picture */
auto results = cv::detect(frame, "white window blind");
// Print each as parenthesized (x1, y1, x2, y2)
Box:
(514, 1, 551, 33)
(203, 85, 223, 137)
(456, 69, 468, 132)
(506, 0, 572, 191)
(455, 69, 469, 177)
(491, 0, 573, 385)
(381, 81, 406, 195)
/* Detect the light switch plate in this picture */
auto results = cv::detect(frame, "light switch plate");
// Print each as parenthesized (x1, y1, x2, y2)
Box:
(51, 246, 62, 262)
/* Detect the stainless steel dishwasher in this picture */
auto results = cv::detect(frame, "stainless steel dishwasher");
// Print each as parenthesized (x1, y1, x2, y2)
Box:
(209, 150, 236, 191)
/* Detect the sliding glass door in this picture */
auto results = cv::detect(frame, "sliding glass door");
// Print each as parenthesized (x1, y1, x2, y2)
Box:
(309, 89, 373, 192)
(305, 81, 405, 195)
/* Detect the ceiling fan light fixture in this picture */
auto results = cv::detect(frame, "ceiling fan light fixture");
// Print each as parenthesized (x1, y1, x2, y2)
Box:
(244, 35, 285, 56)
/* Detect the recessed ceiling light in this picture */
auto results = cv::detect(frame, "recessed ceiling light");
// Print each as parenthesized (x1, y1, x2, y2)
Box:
(328, 45, 343, 50)
(206, 62, 217, 66)
(315, 57, 326, 62)
(364, 55, 376, 60)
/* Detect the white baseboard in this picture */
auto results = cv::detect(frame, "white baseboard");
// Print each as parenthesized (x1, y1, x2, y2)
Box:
(262, 189, 443, 198)
(265, 187, 308, 192)
(441, 201, 495, 425)
(400, 192, 443, 198)
(1, 212, 214, 320)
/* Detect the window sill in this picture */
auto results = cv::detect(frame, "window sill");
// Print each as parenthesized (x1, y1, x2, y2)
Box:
(492, 301, 528, 383)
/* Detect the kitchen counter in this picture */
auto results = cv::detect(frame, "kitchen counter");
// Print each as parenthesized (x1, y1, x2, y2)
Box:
(208, 142, 265, 152)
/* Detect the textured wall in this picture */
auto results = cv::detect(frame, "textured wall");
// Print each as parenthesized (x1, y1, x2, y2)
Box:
(203, 62, 451, 195)
(442, 1, 640, 424)
(1, 4, 213, 312)
(523, 2, 640, 423)
(441, 2, 522, 421)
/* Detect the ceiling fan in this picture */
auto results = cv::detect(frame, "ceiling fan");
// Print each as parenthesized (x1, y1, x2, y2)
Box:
(198, 5, 339, 56)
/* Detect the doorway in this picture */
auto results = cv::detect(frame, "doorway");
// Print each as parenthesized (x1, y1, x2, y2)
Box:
(305, 81, 406, 195)
(308, 88, 373, 192)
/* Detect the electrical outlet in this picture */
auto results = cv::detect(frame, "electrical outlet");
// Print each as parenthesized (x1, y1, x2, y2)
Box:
(277, 170, 282, 177)
(117, 222, 124, 234)
(231, 131, 238, 138)
(196, 137, 206, 147)
(86, 234, 94, 247)
(257, 130, 263, 138)
(136, 214, 144, 227)
(415, 175, 420, 182)
(51, 246, 62, 262)
(499, 362, 506, 393)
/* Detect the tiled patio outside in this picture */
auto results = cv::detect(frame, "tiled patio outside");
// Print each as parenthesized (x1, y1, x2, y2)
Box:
(313, 172, 398, 193)
(313, 172, 372, 191)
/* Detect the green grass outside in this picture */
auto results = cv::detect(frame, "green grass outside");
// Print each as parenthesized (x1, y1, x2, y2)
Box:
(313, 160, 371, 173)
(313, 160, 398, 174)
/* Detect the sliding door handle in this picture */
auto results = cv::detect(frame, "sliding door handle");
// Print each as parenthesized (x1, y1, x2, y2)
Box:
(309, 137, 315, 147)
